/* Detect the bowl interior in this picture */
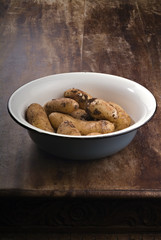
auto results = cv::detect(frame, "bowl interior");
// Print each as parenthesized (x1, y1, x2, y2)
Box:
(8, 72, 156, 136)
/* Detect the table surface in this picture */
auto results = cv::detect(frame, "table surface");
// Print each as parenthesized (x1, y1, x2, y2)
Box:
(1, 0, 161, 199)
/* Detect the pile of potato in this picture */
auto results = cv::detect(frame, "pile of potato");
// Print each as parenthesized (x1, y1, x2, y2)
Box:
(26, 88, 132, 136)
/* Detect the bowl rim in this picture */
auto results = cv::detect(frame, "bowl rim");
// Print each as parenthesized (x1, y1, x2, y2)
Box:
(7, 72, 157, 139)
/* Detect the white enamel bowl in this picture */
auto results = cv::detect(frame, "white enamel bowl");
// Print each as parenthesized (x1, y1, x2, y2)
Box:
(8, 72, 156, 160)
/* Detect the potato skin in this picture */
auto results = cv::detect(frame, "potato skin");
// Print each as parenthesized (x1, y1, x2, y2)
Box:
(86, 98, 118, 122)
(49, 112, 115, 135)
(70, 108, 91, 120)
(86, 132, 101, 136)
(64, 88, 92, 109)
(44, 97, 79, 115)
(26, 103, 54, 132)
(57, 120, 81, 136)
(109, 102, 131, 130)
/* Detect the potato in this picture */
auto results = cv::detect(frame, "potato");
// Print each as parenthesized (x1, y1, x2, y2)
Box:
(27, 87, 132, 136)
(49, 112, 115, 135)
(86, 132, 101, 136)
(109, 102, 131, 130)
(57, 120, 81, 136)
(70, 108, 91, 120)
(86, 98, 118, 122)
(44, 97, 79, 115)
(26, 103, 54, 132)
(64, 88, 92, 109)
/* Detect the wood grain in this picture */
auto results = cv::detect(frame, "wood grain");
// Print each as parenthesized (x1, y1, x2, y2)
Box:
(0, 0, 161, 235)
(1, 0, 161, 196)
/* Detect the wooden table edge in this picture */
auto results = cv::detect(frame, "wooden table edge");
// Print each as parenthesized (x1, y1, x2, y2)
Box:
(1, 189, 161, 198)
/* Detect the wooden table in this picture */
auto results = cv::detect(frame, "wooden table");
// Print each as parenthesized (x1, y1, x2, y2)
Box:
(1, 0, 161, 237)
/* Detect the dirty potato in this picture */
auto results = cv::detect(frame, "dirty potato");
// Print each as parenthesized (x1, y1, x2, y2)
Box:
(49, 112, 115, 135)
(109, 102, 131, 130)
(64, 88, 92, 109)
(26, 103, 54, 132)
(86, 98, 118, 122)
(44, 97, 79, 115)
(70, 108, 91, 120)
(57, 120, 81, 136)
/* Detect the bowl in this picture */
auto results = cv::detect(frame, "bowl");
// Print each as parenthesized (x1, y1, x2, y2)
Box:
(8, 72, 156, 160)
